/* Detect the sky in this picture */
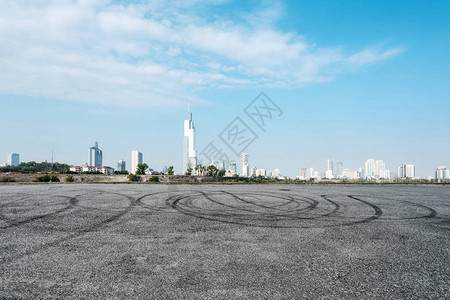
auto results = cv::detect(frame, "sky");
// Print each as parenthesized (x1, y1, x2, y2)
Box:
(0, 0, 449, 177)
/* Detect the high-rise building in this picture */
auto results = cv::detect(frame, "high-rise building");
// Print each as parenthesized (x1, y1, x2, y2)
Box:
(336, 161, 343, 177)
(436, 166, 450, 181)
(365, 159, 375, 178)
(117, 159, 126, 172)
(131, 150, 143, 174)
(240, 152, 249, 177)
(7, 153, 20, 166)
(375, 160, 385, 178)
(357, 167, 364, 179)
(397, 164, 416, 178)
(273, 169, 281, 178)
(256, 169, 266, 177)
(215, 161, 225, 170)
(89, 142, 102, 167)
(183, 110, 197, 174)
(326, 159, 334, 175)
(406, 165, 415, 178)
(250, 166, 257, 177)
(299, 168, 307, 179)
(229, 161, 237, 174)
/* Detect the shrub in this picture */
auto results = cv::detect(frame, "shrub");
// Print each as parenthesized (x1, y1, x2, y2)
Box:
(147, 176, 159, 183)
(182, 178, 190, 183)
(128, 173, 140, 182)
(0, 178, 15, 182)
(33, 174, 60, 182)
(50, 175, 60, 182)
(65, 175, 74, 182)
(33, 175, 51, 182)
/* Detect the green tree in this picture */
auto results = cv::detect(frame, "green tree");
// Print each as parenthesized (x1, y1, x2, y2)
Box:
(185, 167, 193, 175)
(196, 164, 206, 176)
(168, 166, 174, 175)
(218, 169, 226, 177)
(135, 163, 148, 175)
(206, 165, 218, 177)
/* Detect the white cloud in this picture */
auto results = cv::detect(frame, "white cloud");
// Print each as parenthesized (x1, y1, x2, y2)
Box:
(0, 0, 403, 107)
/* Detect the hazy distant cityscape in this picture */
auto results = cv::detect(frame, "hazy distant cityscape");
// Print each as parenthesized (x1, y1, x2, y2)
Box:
(1, 111, 449, 182)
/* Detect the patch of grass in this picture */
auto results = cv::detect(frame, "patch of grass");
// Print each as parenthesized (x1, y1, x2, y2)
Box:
(65, 175, 74, 182)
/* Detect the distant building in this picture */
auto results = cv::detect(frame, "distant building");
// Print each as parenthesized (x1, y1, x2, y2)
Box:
(117, 159, 126, 172)
(342, 168, 357, 179)
(365, 159, 375, 179)
(357, 167, 364, 179)
(70, 165, 114, 175)
(336, 162, 343, 177)
(250, 166, 257, 177)
(435, 166, 449, 181)
(183, 110, 197, 174)
(256, 169, 266, 177)
(131, 150, 143, 174)
(7, 153, 20, 166)
(313, 171, 320, 179)
(299, 168, 307, 179)
(375, 160, 386, 178)
(397, 164, 415, 178)
(89, 142, 102, 167)
(229, 161, 237, 174)
(326, 159, 334, 175)
(325, 169, 334, 179)
(215, 161, 225, 170)
(240, 153, 249, 177)
(273, 169, 281, 178)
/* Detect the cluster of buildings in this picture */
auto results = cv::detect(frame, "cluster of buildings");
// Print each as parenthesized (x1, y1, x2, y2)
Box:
(2, 111, 449, 182)
(69, 142, 152, 175)
(297, 159, 425, 181)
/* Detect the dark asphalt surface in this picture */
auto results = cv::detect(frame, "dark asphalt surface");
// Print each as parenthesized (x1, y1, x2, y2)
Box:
(0, 184, 449, 299)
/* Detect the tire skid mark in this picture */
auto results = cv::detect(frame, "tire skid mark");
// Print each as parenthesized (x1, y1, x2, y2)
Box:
(1, 191, 136, 263)
(0, 196, 78, 230)
(167, 192, 382, 228)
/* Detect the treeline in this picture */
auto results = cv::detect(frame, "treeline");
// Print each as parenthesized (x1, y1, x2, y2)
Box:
(0, 161, 71, 173)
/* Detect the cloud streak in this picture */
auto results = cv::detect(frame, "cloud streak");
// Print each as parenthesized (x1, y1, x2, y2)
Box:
(0, 0, 404, 107)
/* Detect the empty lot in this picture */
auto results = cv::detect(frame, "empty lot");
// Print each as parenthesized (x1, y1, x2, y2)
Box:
(1, 184, 449, 299)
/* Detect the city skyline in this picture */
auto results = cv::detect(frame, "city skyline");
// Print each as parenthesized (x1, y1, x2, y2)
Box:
(0, 1, 449, 177)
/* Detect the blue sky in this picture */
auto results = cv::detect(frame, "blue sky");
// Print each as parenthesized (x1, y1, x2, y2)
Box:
(1, 0, 449, 177)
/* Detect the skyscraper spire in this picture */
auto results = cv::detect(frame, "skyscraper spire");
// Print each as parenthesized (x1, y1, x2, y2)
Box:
(183, 108, 197, 174)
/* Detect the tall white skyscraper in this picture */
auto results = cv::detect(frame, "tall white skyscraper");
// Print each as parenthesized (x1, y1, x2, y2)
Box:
(131, 150, 143, 174)
(397, 164, 416, 178)
(183, 110, 197, 174)
(240, 152, 249, 177)
(365, 159, 375, 178)
(117, 159, 126, 172)
(89, 142, 102, 167)
(375, 160, 386, 178)
(7, 153, 20, 166)
(435, 166, 450, 181)
(326, 159, 333, 175)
